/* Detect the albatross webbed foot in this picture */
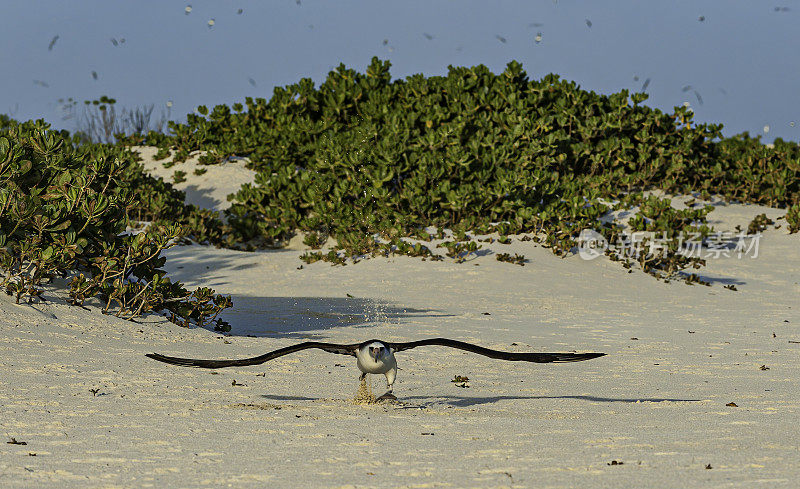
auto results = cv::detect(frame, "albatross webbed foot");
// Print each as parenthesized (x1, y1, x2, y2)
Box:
(376, 392, 397, 401)
(377, 382, 396, 401)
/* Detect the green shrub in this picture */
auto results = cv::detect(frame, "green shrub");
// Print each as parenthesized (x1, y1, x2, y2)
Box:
(89, 58, 800, 281)
(496, 253, 526, 266)
(149, 58, 724, 278)
(786, 204, 800, 233)
(747, 213, 774, 234)
(0, 118, 231, 327)
(438, 241, 481, 263)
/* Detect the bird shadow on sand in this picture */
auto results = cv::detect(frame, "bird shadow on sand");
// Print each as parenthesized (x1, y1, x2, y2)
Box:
(258, 393, 703, 408)
(402, 394, 703, 408)
(219, 295, 451, 339)
(261, 394, 319, 402)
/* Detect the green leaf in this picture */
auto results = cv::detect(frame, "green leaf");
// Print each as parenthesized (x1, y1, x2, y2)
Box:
(41, 246, 55, 261)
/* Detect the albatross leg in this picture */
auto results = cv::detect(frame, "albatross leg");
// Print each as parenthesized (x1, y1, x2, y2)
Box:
(376, 368, 397, 401)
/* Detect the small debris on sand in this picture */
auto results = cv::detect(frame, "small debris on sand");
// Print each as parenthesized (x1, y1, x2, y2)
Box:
(228, 402, 282, 410)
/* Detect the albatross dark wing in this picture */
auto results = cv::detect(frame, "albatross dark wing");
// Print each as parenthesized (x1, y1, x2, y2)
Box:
(146, 341, 359, 369)
(387, 338, 605, 363)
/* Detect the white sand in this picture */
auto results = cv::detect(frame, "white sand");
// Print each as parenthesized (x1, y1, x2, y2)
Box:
(133, 146, 256, 213)
(2, 151, 799, 488)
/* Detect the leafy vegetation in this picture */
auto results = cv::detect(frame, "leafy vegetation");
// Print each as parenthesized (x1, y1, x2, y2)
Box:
(132, 57, 798, 280)
(172, 170, 187, 183)
(747, 213, 774, 234)
(0, 117, 231, 328)
(496, 253, 526, 266)
(787, 204, 800, 232)
(438, 241, 481, 263)
(5, 57, 800, 296)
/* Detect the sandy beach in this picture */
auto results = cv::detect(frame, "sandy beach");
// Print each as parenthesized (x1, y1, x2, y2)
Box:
(2, 149, 799, 488)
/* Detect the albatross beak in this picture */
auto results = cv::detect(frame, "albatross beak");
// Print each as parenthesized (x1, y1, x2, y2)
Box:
(369, 346, 382, 360)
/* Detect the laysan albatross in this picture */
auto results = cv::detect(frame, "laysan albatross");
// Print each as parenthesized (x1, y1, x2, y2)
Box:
(147, 338, 605, 400)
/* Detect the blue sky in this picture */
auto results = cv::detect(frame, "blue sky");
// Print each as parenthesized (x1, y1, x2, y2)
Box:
(2, 0, 798, 142)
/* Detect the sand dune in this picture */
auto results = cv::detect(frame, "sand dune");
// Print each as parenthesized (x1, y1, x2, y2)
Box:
(1, 149, 799, 488)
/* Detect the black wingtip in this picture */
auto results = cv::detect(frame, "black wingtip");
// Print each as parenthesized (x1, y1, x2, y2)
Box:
(146, 353, 172, 362)
(579, 352, 606, 360)
(555, 352, 606, 362)
(146, 353, 172, 363)
(146, 352, 201, 367)
(146, 352, 255, 369)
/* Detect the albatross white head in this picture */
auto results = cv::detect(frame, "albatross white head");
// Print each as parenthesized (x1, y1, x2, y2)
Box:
(355, 340, 398, 399)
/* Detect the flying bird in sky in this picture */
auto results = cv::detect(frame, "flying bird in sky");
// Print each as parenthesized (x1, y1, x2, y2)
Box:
(147, 338, 605, 400)
(48, 35, 59, 51)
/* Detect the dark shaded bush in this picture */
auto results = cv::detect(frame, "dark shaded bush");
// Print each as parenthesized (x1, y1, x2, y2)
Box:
(0, 118, 231, 328)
